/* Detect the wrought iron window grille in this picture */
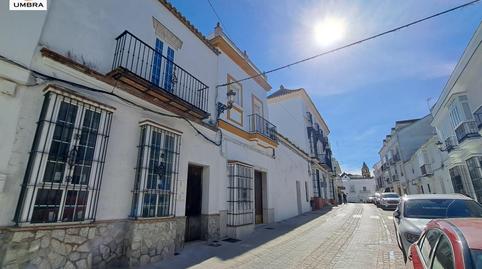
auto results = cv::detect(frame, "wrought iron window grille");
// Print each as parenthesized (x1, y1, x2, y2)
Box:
(130, 123, 181, 219)
(227, 162, 254, 227)
(14, 90, 113, 225)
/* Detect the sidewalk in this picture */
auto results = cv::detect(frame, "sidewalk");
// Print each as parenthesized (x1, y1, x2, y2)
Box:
(141, 206, 335, 269)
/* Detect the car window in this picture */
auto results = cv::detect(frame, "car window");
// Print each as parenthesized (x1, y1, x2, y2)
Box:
(404, 199, 482, 219)
(432, 235, 454, 269)
(471, 249, 482, 269)
(382, 193, 399, 198)
(420, 229, 441, 265)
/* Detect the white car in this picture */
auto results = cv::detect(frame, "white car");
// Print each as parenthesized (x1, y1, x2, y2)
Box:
(379, 192, 400, 209)
(393, 193, 482, 259)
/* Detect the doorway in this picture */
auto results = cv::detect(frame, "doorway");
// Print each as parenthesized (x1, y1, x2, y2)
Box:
(254, 171, 263, 224)
(296, 181, 302, 215)
(185, 165, 203, 242)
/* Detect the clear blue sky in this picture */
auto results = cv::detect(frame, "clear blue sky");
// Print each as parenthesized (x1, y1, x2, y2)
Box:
(170, 0, 482, 174)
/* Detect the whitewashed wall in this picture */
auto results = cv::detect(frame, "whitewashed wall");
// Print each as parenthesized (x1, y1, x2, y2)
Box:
(268, 97, 310, 153)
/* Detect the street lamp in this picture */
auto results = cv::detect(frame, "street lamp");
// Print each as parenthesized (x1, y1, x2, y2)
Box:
(217, 89, 236, 118)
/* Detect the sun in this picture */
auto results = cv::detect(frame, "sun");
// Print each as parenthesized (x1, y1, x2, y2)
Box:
(313, 17, 346, 47)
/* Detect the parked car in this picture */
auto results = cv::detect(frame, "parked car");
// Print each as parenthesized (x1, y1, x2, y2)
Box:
(406, 218, 482, 269)
(393, 194, 482, 259)
(379, 192, 400, 209)
(367, 195, 375, 203)
(374, 192, 382, 207)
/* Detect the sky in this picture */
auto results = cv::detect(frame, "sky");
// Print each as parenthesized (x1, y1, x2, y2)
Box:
(170, 0, 482, 174)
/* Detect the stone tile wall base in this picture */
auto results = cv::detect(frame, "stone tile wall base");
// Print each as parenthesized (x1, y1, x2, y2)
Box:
(200, 214, 220, 241)
(0, 217, 185, 269)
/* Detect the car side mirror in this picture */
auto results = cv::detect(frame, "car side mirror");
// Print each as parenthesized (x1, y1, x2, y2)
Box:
(393, 210, 400, 219)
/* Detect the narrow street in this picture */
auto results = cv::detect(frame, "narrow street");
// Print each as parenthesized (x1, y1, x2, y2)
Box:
(145, 204, 405, 269)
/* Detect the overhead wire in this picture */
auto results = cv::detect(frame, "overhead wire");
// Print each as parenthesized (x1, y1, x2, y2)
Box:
(216, 0, 481, 88)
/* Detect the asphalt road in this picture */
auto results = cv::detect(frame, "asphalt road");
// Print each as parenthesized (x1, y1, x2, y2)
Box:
(145, 203, 406, 269)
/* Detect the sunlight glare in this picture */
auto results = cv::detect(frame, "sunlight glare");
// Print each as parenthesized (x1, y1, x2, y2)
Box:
(313, 17, 346, 47)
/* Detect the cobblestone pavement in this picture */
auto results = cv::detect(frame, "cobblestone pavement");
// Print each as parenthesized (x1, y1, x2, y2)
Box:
(144, 204, 405, 269)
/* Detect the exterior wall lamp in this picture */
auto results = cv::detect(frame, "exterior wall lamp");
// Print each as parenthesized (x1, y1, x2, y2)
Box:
(435, 141, 448, 152)
(217, 89, 236, 118)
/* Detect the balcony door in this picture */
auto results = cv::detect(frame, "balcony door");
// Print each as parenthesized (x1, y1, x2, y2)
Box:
(151, 39, 163, 87)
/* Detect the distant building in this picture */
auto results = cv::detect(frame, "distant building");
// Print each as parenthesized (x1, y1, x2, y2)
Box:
(378, 115, 436, 195)
(362, 162, 371, 178)
(340, 166, 376, 203)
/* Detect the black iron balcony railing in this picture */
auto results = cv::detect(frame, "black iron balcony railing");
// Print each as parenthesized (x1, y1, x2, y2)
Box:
(248, 114, 277, 142)
(445, 136, 457, 152)
(455, 121, 480, 143)
(475, 108, 482, 129)
(111, 31, 209, 112)
(420, 164, 433, 176)
(381, 163, 390, 171)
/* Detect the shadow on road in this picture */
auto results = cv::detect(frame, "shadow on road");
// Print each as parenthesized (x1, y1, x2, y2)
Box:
(142, 206, 335, 269)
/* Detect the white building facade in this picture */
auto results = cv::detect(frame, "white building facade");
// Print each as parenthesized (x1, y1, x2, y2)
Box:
(267, 86, 336, 208)
(402, 136, 452, 195)
(0, 1, 315, 268)
(430, 22, 482, 202)
(377, 116, 436, 195)
(340, 174, 376, 203)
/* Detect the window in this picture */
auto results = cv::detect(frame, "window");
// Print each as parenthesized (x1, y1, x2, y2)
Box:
(227, 76, 242, 107)
(419, 229, 441, 265)
(227, 162, 254, 226)
(305, 181, 309, 202)
(15, 89, 113, 224)
(130, 122, 181, 218)
(427, 184, 431, 193)
(466, 156, 482, 202)
(449, 166, 466, 195)
(449, 100, 462, 128)
(151, 38, 163, 86)
(362, 186, 367, 192)
(432, 235, 454, 269)
(164, 47, 175, 92)
(313, 169, 321, 197)
(252, 95, 263, 116)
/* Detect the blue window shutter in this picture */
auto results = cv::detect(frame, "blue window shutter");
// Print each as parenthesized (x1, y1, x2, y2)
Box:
(164, 47, 175, 92)
(151, 39, 163, 86)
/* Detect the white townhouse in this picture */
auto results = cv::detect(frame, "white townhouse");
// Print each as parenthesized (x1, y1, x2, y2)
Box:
(0, 0, 313, 268)
(267, 86, 336, 208)
(378, 116, 436, 195)
(373, 161, 385, 192)
(430, 22, 482, 202)
(208, 25, 312, 238)
(402, 136, 452, 195)
(340, 173, 376, 203)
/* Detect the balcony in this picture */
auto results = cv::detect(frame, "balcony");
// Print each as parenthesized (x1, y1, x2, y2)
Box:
(108, 31, 210, 119)
(455, 121, 480, 143)
(316, 153, 333, 171)
(248, 114, 277, 142)
(381, 163, 390, 171)
(475, 108, 482, 129)
(420, 164, 433, 176)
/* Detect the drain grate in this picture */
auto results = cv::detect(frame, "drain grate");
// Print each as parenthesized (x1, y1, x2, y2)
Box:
(222, 238, 241, 243)
(208, 242, 222, 247)
(264, 227, 275, 230)
(174, 252, 180, 256)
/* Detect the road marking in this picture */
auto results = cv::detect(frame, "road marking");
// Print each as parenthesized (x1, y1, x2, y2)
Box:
(370, 215, 380, 219)
(352, 214, 362, 218)
(389, 251, 395, 262)
(387, 216, 393, 220)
